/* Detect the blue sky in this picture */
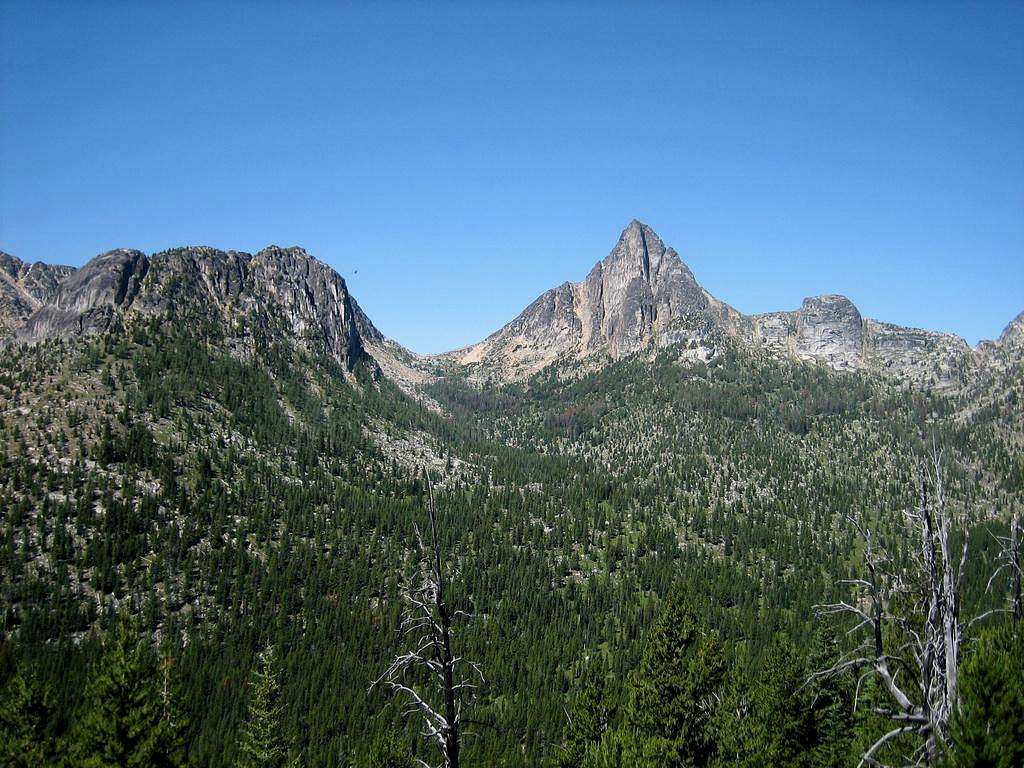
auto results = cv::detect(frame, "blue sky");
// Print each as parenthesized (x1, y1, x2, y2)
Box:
(1, 1, 1022, 352)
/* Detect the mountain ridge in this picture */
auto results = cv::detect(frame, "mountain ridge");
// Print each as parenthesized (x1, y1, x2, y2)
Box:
(5, 244, 381, 373)
(445, 220, 1001, 387)
(1, 221, 1019, 389)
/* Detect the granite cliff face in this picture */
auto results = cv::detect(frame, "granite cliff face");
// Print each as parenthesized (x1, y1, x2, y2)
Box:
(450, 220, 997, 387)
(0, 251, 75, 333)
(996, 311, 1024, 353)
(8, 245, 379, 371)
(750, 296, 973, 387)
(455, 220, 740, 380)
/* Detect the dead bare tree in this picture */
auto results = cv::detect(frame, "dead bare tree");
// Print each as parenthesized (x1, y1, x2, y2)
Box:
(987, 512, 1022, 624)
(371, 474, 483, 768)
(813, 448, 1003, 767)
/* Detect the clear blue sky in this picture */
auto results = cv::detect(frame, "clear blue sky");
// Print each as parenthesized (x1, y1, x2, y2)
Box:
(2, 1, 1022, 352)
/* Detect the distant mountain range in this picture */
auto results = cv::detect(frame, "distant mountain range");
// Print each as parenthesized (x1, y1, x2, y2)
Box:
(3, 220, 1021, 391)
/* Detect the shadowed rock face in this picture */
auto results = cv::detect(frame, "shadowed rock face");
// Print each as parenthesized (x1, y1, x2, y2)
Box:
(10, 245, 377, 371)
(0, 252, 75, 333)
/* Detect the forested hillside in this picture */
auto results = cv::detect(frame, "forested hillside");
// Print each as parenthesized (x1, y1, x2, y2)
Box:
(1, 294, 1022, 766)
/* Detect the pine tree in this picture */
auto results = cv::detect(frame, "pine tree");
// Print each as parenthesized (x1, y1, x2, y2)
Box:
(625, 590, 725, 767)
(948, 624, 1024, 768)
(0, 669, 59, 767)
(551, 656, 611, 768)
(151, 651, 189, 768)
(237, 645, 296, 768)
(366, 732, 414, 768)
(69, 618, 186, 768)
(805, 632, 855, 768)
(711, 642, 815, 768)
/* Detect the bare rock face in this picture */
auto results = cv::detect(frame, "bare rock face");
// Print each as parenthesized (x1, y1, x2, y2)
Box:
(448, 219, 999, 387)
(752, 297, 974, 386)
(0, 251, 75, 333)
(11, 245, 377, 371)
(18, 249, 147, 339)
(998, 311, 1024, 351)
(978, 311, 1024, 371)
(862, 321, 973, 386)
(793, 295, 863, 368)
(455, 220, 726, 379)
(752, 296, 866, 370)
(579, 220, 710, 357)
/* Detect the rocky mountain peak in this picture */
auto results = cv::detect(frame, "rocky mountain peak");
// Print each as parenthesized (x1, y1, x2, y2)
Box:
(602, 219, 659, 278)
(8, 244, 379, 371)
(998, 310, 1024, 350)
(452, 220, 721, 378)
(450, 221, 997, 387)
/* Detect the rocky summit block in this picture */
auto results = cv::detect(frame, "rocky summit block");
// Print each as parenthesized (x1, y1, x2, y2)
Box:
(454, 220, 729, 380)
(8, 245, 380, 372)
(0, 251, 75, 333)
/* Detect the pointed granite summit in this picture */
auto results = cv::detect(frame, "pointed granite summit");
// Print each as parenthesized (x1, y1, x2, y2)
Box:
(450, 219, 989, 387)
(456, 220, 739, 379)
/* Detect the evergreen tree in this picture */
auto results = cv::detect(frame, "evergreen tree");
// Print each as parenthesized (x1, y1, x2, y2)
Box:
(625, 590, 725, 767)
(366, 732, 414, 768)
(237, 645, 295, 768)
(153, 651, 189, 768)
(551, 656, 611, 768)
(0, 669, 60, 767)
(69, 618, 185, 768)
(948, 623, 1024, 768)
(711, 642, 815, 768)
(804, 632, 856, 768)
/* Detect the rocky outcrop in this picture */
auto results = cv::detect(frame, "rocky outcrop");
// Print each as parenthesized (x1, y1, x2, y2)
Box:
(0, 251, 75, 333)
(862, 320, 973, 386)
(19, 249, 148, 339)
(997, 311, 1024, 352)
(454, 220, 735, 379)
(977, 311, 1024, 372)
(449, 220, 997, 387)
(10, 245, 379, 371)
(749, 297, 973, 386)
